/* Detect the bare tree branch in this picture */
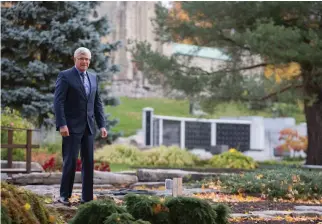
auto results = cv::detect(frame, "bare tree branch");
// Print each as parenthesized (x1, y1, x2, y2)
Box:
(236, 63, 267, 71)
(179, 62, 267, 75)
(260, 84, 303, 101)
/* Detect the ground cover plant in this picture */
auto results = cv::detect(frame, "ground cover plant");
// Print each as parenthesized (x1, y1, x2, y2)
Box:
(212, 168, 322, 200)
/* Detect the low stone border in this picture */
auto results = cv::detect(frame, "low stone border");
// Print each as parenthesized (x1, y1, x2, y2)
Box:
(9, 171, 138, 185)
(136, 168, 225, 182)
(231, 207, 322, 219)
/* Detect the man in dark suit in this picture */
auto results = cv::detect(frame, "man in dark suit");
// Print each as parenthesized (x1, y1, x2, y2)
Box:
(54, 47, 108, 206)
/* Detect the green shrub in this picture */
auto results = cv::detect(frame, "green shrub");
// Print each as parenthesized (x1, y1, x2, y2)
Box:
(94, 145, 200, 168)
(1, 204, 12, 224)
(141, 146, 199, 167)
(209, 148, 257, 170)
(41, 142, 62, 154)
(1, 148, 26, 161)
(212, 204, 230, 224)
(1, 182, 53, 224)
(124, 194, 169, 224)
(94, 144, 143, 166)
(165, 197, 217, 224)
(134, 221, 152, 224)
(216, 168, 322, 200)
(103, 213, 151, 224)
(69, 199, 127, 224)
(1, 107, 34, 161)
(125, 194, 230, 224)
(1, 107, 34, 144)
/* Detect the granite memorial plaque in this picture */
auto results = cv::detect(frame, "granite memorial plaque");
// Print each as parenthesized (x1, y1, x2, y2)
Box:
(185, 121, 211, 150)
(163, 120, 181, 146)
(216, 123, 250, 151)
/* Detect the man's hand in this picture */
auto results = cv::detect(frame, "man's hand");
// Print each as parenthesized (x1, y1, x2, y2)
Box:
(100, 127, 108, 138)
(60, 126, 69, 137)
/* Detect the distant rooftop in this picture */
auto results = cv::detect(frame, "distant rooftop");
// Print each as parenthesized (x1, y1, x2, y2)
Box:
(172, 43, 230, 61)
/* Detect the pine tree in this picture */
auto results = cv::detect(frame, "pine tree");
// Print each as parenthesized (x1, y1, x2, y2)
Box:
(132, 2, 322, 165)
(1, 1, 121, 141)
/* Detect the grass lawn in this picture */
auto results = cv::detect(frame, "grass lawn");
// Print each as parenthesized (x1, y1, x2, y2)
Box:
(106, 97, 305, 137)
(109, 163, 133, 172)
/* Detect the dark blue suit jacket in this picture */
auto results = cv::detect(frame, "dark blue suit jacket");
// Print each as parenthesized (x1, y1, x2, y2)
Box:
(54, 67, 106, 134)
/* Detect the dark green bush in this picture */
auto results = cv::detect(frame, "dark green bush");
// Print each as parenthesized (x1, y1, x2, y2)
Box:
(165, 197, 217, 224)
(124, 194, 230, 224)
(103, 212, 152, 224)
(124, 194, 169, 224)
(134, 221, 152, 224)
(217, 168, 322, 200)
(1, 204, 12, 224)
(212, 204, 230, 224)
(69, 199, 127, 224)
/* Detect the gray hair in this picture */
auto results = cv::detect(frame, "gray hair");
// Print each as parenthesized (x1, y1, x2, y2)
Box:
(74, 47, 91, 58)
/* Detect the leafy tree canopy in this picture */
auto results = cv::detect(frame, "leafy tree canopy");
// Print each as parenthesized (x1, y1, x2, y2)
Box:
(131, 1, 322, 164)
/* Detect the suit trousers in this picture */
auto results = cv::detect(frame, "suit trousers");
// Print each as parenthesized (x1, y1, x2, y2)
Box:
(60, 125, 94, 201)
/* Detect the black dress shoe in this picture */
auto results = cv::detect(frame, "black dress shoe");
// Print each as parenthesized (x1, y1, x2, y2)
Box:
(58, 197, 71, 206)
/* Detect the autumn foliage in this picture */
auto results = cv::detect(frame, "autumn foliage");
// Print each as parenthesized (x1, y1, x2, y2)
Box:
(167, 2, 211, 45)
(169, 2, 304, 84)
(264, 62, 302, 83)
(276, 128, 308, 152)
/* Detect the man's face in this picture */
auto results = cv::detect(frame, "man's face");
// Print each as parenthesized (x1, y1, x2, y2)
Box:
(74, 53, 91, 72)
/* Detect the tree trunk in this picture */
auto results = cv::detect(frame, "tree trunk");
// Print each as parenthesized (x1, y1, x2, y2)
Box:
(304, 100, 322, 165)
(189, 100, 194, 115)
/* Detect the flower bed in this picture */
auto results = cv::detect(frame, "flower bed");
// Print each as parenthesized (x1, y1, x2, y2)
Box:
(41, 156, 110, 172)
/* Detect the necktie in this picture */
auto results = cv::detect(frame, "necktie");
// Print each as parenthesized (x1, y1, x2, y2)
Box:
(80, 72, 89, 96)
(80, 72, 85, 84)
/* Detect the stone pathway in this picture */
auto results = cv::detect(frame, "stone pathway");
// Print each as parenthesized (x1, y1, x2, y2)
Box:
(20, 182, 322, 224)
(22, 182, 218, 201)
(11, 168, 321, 223)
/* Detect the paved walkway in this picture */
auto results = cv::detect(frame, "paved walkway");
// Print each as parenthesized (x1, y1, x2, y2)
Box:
(20, 183, 322, 222)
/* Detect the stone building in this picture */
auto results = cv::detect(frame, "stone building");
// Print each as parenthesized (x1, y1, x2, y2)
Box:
(96, 1, 164, 98)
(97, 1, 263, 98)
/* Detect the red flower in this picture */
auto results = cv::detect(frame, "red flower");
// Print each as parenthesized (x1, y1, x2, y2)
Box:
(42, 157, 56, 171)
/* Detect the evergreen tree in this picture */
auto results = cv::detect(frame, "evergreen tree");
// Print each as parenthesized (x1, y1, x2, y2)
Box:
(1, 1, 121, 142)
(132, 2, 322, 165)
